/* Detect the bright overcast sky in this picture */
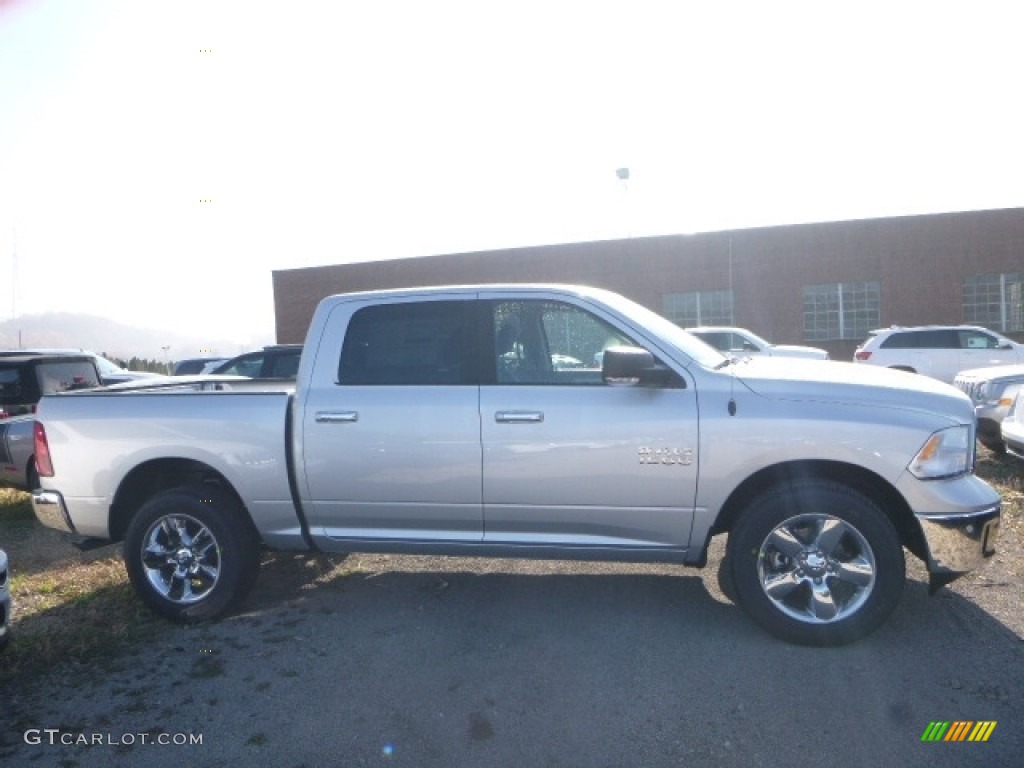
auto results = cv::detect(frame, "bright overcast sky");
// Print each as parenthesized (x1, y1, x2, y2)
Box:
(0, 0, 1021, 346)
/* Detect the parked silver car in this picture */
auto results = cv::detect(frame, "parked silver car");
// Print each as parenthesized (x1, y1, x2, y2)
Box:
(1, 414, 37, 490)
(0, 547, 10, 650)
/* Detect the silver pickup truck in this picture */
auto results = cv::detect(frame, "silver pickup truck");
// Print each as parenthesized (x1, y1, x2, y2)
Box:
(31, 285, 1001, 646)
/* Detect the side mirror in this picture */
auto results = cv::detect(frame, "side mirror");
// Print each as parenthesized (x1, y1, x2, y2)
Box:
(602, 346, 673, 387)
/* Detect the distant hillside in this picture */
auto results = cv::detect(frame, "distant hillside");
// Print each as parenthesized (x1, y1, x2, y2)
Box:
(0, 313, 274, 363)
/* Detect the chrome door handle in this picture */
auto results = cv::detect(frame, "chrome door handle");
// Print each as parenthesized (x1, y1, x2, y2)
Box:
(495, 411, 544, 423)
(315, 411, 359, 423)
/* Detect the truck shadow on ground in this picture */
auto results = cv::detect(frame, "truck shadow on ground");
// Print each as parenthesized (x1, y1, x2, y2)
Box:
(3, 551, 1021, 767)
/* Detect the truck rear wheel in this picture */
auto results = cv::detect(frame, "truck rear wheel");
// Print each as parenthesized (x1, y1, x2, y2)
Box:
(124, 485, 261, 622)
(727, 480, 905, 646)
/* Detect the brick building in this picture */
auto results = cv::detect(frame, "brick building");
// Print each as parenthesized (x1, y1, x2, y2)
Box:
(272, 207, 1024, 360)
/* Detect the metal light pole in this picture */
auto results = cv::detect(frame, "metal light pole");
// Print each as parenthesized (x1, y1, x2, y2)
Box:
(616, 168, 631, 238)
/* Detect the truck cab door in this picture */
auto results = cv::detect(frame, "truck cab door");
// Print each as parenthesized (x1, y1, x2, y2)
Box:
(479, 296, 699, 551)
(299, 298, 483, 543)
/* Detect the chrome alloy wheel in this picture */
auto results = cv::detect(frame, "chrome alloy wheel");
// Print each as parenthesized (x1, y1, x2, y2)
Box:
(139, 513, 222, 604)
(756, 513, 876, 624)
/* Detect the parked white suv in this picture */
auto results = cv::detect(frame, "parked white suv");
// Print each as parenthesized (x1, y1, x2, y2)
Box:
(854, 325, 1024, 383)
(687, 327, 829, 359)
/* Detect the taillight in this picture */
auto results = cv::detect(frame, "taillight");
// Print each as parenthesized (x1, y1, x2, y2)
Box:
(854, 350, 872, 361)
(34, 421, 54, 477)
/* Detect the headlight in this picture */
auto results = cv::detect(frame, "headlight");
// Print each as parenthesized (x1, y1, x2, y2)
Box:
(908, 426, 972, 480)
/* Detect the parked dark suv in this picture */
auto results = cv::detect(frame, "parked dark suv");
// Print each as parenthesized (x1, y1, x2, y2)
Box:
(209, 344, 302, 380)
(0, 354, 101, 419)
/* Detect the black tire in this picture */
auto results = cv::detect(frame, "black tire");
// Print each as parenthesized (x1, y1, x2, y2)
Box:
(727, 480, 905, 646)
(979, 438, 1006, 455)
(124, 485, 261, 622)
(26, 460, 39, 492)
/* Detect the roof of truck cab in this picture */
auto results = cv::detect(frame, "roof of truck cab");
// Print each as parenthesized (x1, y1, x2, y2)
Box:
(322, 284, 609, 301)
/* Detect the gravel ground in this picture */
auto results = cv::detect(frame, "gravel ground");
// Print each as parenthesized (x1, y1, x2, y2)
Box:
(2, 450, 1021, 767)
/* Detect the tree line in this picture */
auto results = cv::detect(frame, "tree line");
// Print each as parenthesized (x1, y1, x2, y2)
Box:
(104, 355, 172, 375)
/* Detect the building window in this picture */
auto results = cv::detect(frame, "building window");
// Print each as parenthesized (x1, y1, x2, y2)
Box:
(663, 290, 733, 326)
(803, 281, 880, 341)
(963, 273, 1023, 333)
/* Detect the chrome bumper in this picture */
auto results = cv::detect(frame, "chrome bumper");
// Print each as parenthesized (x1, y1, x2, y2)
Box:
(31, 489, 76, 535)
(916, 503, 1000, 578)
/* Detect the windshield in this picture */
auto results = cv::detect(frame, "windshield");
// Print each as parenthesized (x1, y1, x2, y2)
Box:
(741, 329, 772, 348)
(589, 289, 728, 369)
(91, 355, 124, 375)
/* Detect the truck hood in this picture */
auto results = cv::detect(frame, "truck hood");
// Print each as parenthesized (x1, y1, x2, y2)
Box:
(954, 363, 1024, 384)
(730, 358, 973, 420)
(766, 344, 828, 359)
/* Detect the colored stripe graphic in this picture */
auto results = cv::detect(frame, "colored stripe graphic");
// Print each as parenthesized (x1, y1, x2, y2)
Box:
(921, 722, 949, 741)
(921, 721, 996, 742)
(968, 722, 997, 742)
(945, 721, 973, 741)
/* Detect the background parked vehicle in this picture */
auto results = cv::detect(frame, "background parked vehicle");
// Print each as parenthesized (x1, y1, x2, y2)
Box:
(0, 353, 101, 419)
(0, 349, 158, 386)
(953, 364, 1024, 452)
(172, 357, 230, 375)
(1, 414, 37, 490)
(209, 344, 302, 379)
(0, 547, 10, 650)
(1, 354, 103, 490)
(853, 325, 1024, 383)
(1000, 384, 1024, 461)
(686, 327, 829, 359)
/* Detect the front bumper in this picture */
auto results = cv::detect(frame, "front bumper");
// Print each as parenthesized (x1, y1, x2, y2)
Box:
(31, 489, 76, 535)
(916, 504, 1000, 591)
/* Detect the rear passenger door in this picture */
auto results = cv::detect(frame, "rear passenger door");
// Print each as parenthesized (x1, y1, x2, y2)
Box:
(300, 297, 483, 542)
(479, 295, 699, 549)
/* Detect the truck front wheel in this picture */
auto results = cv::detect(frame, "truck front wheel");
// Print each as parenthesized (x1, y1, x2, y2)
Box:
(728, 480, 905, 646)
(124, 485, 261, 622)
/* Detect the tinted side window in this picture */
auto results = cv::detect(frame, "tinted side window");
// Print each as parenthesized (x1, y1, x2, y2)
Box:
(881, 330, 958, 349)
(268, 351, 301, 378)
(696, 331, 730, 351)
(220, 354, 263, 377)
(338, 301, 471, 385)
(0, 366, 26, 406)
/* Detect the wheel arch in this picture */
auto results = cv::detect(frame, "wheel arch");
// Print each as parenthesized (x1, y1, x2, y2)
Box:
(109, 458, 247, 542)
(710, 460, 927, 561)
